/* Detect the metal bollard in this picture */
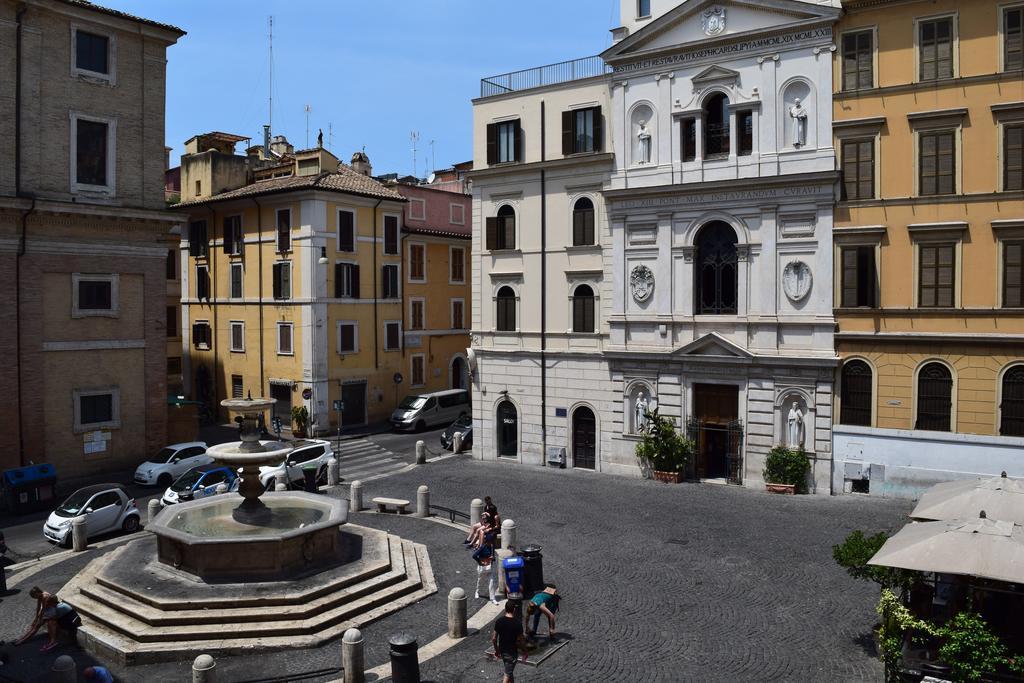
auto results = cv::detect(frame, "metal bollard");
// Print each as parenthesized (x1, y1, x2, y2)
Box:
(448, 587, 467, 638)
(51, 655, 75, 683)
(415, 440, 426, 465)
(388, 633, 420, 683)
(327, 457, 340, 486)
(349, 480, 363, 513)
(470, 498, 483, 526)
(342, 627, 365, 683)
(501, 518, 517, 551)
(71, 516, 87, 552)
(192, 653, 216, 683)
(148, 499, 161, 525)
(452, 431, 463, 454)
(416, 485, 429, 518)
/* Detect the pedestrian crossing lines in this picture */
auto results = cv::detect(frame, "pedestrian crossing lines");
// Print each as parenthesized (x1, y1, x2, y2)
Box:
(332, 438, 411, 483)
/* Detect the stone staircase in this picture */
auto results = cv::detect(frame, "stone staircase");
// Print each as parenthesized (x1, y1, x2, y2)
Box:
(60, 525, 435, 666)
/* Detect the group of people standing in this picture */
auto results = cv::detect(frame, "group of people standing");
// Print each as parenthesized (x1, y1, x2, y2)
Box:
(465, 496, 501, 604)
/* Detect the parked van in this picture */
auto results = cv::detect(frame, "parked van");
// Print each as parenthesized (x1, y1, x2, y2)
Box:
(391, 389, 470, 431)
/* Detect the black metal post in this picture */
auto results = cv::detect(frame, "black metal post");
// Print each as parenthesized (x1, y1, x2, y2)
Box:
(388, 633, 420, 682)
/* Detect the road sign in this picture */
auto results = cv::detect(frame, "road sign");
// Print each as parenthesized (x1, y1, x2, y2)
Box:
(333, 400, 344, 411)
(272, 417, 283, 434)
(393, 373, 403, 385)
(302, 388, 312, 400)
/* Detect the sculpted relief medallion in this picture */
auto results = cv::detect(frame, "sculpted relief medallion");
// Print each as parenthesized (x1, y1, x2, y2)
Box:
(702, 7, 727, 36)
(782, 261, 812, 302)
(630, 265, 655, 303)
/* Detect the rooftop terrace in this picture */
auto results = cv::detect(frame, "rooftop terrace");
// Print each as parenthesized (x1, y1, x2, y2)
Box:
(479, 55, 610, 98)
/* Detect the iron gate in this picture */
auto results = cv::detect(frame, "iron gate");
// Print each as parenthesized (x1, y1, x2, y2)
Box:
(686, 417, 745, 486)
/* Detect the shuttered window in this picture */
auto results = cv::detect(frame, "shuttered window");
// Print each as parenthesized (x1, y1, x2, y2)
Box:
(919, 243, 955, 308)
(382, 264, 399, 299)
(572, 198, 595, 246)
(840, 360, 873, 427)
(919, 130, 955, 196)
(230, 322, 244, 352)
(195, 266, 210, 301)
(334, 263, 360, 298)
(681, 118, 696, 161)
(277, 209, 291, 252)
(842, 30, 873, 91)
(338, 210, 355, 252)
(1001, 365, 1024, 436)
(1005, 241, 1023, 308)
(561, 107, 603, 155)
(384, 215, 399, 254)
(919, 17, 954, 81)
(189, 220, 208, 257)
(451, 300, 465, 329)
(916, 362, 953, 432)
(1005, 124, 1023, 192)
(411, 355, 425, 386)
(1006, 7, 1023, 71)
(223, 215, 242, 255)
(192, 322, 211, 349)
(496, 287, 516, 332)
(572, 285, 596, 334)
(230, 263, 243, 299)
(277, 323, 293, 355)
(384, 322, 401, 351)
(841, 246, 877, 308)
(410, 300, 425, 330)
(450, 247, 465, 283)
(485, 206, 516, 251)
(409, 243, 426, 281)
(272, 262, 291, 300)
(842, 138, 875, 200)
(486, 121, 521, 165)
(338, 323, 357, 354)
(231, 375, 244, 399)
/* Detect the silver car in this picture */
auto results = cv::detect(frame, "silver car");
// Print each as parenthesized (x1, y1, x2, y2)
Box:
(43, 484, 141, 547)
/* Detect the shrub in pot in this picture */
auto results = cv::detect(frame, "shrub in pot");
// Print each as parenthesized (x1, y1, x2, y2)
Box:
(763, 445, 810, 494)
(291, 405, 309, 438)
(635, 410, 695, 483)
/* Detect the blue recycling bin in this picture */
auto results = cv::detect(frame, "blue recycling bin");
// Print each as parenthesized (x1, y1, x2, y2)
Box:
(2, 464, 57, 514)
(502, 555, 525, 599)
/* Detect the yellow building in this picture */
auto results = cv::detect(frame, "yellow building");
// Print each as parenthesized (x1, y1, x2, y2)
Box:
(175, 136, 410, 434)
(832, 0, 1024, 496)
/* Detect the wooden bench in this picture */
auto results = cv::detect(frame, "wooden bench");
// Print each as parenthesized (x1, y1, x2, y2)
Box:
(372, 497, 410, 514)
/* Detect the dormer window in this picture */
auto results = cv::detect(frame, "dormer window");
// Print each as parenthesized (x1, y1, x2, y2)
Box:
(704, 94, 730, 158)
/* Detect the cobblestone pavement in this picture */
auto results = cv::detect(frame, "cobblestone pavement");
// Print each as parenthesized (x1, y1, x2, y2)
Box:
(0, 456, 911, 682)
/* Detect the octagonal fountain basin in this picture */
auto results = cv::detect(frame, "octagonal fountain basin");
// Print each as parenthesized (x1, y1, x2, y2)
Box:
(152, 491, 349, 582)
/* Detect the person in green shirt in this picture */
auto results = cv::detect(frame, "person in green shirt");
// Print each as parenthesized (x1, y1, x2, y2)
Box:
(526, 584, 559, 639)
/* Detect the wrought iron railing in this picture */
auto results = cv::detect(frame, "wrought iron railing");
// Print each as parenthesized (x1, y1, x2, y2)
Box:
(480, 55, 611, 98)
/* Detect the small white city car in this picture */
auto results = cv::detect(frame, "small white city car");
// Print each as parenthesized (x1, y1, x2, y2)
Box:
(258, 439, 334, 490)
(43, 484, 141, 547)
(133, 442, 211, 488)
(160, 464, 239, 506)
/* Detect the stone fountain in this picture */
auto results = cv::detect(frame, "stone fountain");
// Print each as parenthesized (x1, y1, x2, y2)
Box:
(59, 397, 436, 667)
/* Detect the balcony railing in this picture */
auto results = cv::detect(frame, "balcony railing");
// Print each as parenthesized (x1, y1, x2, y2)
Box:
(480, 55, 611, 98)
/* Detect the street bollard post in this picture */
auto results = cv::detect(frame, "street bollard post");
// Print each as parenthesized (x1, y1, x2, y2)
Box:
(416, 485, 429, 518)
(452, 431, 463, 454)
(501, 518, 517, 551)
(470, 498, 483, 526)
(349, 480, 363, 513)
(415, 440, 426, 465)
(494, 547, 514, 598)
(342, 628, 365, 683)
(192, 653, 216, 683)
(327, 457, 340, 486)
(215, 483, 227, 495)
(274, 480, 288, 492)
(448, 587, 467, 638)
(147, 499, 161, 525)
(388, 633, 420, 683)
(51, 655, 75, 683)
(71, 516, 87, 552)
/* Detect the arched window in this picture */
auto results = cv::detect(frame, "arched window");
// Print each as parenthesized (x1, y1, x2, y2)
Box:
(1001, 365, 1024, 436)
(695, 222, 738, 315)
(496, 286, 516, 332)
(497, 400, 518, 457)
(572, 197, 595, 246)
(572, 284, 596, 333)
(916, 362, 953, 432)
(486, 205, 516, 251)
(704, 93, 730, 157)
(840, 360, 873, 426)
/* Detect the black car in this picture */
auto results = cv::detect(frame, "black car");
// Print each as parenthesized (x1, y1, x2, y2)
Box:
(440, 415, 473, 451)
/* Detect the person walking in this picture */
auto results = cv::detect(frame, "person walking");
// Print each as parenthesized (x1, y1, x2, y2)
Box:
(492, 600, 527, 683)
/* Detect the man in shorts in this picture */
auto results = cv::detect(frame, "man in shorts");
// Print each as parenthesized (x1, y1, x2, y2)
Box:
(491, 601, 526, 683)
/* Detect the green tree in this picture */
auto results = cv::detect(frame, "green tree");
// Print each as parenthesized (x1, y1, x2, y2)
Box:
(832, 530, 916, 591)
(634, 409, 694, 474)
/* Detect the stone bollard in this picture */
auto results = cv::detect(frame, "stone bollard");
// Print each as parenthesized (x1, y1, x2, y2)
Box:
(192, 653, 216, 683)
(388, 633, 420, 683)
(501, 518, 517, 551)
(50, 654, 75, 683)
(148, 499, 161, 525)
(215, 483, 228, 495)
(494, 548, 514, 598)
(342, 627, 365, 683)
(327, 457, 340, 486)
(452, 431, 463, 454)
(470, 498, 483, 527)
(416, 485, 429, 518)
(415, 440, 426, 465)
(275, 480, 288, 492)
(71, 516, 87, 552)
(349, 480, 363, 513)
(448, 587, 468, 638)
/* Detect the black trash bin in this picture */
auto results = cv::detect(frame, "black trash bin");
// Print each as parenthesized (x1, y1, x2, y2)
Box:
(302, 466, 318, 493)
(388, 632, 420, 683)
(2, 464, 57, 514)
(519, 544, 544, 598)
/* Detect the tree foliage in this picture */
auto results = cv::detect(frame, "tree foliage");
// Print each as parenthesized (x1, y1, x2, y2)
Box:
(634, 409, 694, 474)
(832, 530, 916, 591)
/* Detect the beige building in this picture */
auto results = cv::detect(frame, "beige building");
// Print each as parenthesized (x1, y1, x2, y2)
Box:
(0, 0, 183, 480)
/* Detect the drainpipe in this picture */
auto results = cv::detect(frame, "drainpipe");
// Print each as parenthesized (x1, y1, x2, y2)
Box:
(207, 206, 218, 414)
(253, 198, 266, 418)
(15, 3, 31, 466)
(540, 100, 548, 466)
(372, 198, 383, 370)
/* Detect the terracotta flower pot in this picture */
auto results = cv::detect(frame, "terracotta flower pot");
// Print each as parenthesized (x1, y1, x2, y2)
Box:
(765, 483, 796, 495)
(653, 470, 684, 484)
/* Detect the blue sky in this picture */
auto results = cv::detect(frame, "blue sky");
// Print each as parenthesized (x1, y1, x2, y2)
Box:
(111, 1, 620, 176)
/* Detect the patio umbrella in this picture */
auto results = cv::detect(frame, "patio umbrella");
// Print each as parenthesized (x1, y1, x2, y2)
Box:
(868, 513, 1024, 584)
(911, 472, 1024, 524)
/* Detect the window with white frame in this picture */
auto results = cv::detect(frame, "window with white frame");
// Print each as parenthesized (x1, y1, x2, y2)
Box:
(450, 246, 465, 283)
(74, 387, 120, 431)
(638, 0, 651, 18)
(411, 354, 426, 386)
(384, 321, 402, 351)
(451, 299, 465, 330)
(408, 243, 426, 282)
(192, 321, 211, 349)
(277, 322, 294, 355)
(337, 210, 356, 252)
(410, 298, 425, 330)
(337, 321, 358, 354)
(450, 203, 465, 225)
(72, 273, 118, 317)
(382, 264, 400, 299)
(230, 321, 245, 352)
(71, 113, 115, 194)
(276, 209, 291, 252)
(1006, 6, 1023, 72)
(408, 198, 426, 221)
(223, 215, 243, 255)
(334, 262, 360, 298)
(384, 215, 400, 255)
(72, 26, 113, 82)
(231, 375, 244, 399)
(230, 263, 243, 299)
(272, 261, 291, 300)
(918, 15, 956, 81)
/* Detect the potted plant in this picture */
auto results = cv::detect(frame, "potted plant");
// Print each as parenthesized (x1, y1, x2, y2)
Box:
(291, 406, 309, 438)
(762, 445, 810, 494)
(635, 409, 694, 483)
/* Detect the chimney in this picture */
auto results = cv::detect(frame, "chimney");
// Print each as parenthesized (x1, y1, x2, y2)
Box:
(351, 149, 372, 177)
(270, 135, 293, 157)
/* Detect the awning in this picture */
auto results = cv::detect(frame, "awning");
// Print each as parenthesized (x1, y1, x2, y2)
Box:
(911, 472, 1024, 525)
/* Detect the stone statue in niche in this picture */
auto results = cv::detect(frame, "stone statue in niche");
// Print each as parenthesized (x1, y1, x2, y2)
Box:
(786, 401, 805, 449)
(634, 391, 650, 434)
(789, 98, 808, 147)
(637, 120, 652, 164)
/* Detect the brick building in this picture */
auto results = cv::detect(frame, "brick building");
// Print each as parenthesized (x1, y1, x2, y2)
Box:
(0, 0, 184, 479)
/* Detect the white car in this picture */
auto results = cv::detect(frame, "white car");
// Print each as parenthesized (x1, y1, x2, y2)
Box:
(43, 484, 141, 547)
(133, 442, 211, 488)
(259, 440, 334, 490)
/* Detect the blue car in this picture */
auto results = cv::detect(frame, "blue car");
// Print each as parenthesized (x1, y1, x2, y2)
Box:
(161, 465, 237, 506)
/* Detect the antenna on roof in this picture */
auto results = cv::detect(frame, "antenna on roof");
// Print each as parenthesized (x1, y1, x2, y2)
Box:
(304, 104, 312, 148)
(410, 131, 420, 178)
(328, 123, 333, 152)
(430, 139, 436, 175)
(268, 16, 274, 136)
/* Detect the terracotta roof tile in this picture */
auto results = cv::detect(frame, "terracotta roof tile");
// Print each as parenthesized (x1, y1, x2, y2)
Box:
(58, 0, 185, 34)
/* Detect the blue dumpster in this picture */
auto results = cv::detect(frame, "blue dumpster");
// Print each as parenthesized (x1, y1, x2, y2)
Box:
(2, 464, 57, 514)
